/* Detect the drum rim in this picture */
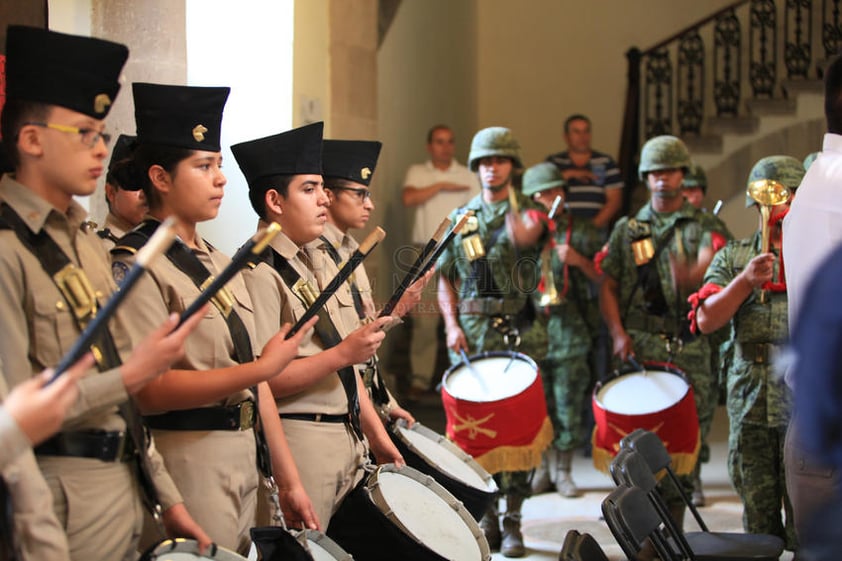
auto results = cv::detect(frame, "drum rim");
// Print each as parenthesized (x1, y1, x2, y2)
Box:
(367, 464, 491, 559)
(139, 538, 245, 561)
(442, 351, 539, 402)
(391, 420, 499, 493)
(593, 362, 691, 414)
(301, 529, 353, 560)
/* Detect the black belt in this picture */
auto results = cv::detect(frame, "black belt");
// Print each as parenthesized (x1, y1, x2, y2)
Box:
(144, 402, 256, 431)
(279, 413, 349, 424)
(35, 430, 135, 462)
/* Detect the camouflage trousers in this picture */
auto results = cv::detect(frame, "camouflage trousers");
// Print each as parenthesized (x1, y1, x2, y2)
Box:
(541, 354, 591, 452)
(728, 422, 796, 549)
(494, 470, 532, 504)
(624, 329, 715, 506)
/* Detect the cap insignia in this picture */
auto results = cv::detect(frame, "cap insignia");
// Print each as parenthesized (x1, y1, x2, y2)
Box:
(192, 124, 208, 142)
(361, 167, 372, 180)
(94, 94, 112, 115)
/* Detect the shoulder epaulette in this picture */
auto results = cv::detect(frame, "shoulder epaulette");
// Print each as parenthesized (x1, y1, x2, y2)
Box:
(109, 220, 158, 256)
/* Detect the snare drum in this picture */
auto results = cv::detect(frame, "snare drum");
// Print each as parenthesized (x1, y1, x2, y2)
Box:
(389, 420, 498, 520)
(250, 527, 352, 561)
(326, 464, 491, 561)
(441, 351, 553, 474)
(139, 538, 247, 561)
(591, 362, 700, 474)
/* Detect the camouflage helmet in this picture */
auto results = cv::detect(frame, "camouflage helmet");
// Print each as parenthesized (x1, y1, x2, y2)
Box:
(803, 151, 820, 171)
(522, 162, 566, 197)
(468, 126, 523, 171)
(638, 135, 692, 180)
(745, 155, 805, 207)
(682, 163, 707, 194)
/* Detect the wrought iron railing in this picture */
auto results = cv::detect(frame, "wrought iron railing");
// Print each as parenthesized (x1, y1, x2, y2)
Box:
(618, 0, 842, 213)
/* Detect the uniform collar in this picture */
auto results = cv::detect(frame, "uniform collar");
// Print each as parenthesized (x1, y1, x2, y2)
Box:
(263, 221, 301, 260)
(0, 174, 89, 234)
(321, 221, 356, 251)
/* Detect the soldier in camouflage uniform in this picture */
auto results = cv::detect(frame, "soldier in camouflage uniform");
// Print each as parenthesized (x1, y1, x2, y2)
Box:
(438, 127, 549, 558)
(692, 156, 802, 548)
(600, 135, 717, 526)
(682, 162, 734, 506)
(520, 162, 603, 498)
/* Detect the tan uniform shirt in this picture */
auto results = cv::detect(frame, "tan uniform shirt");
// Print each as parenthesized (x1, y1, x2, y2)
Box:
(0, 175, 181, 560)
(244, 229, 352, 415)
(97, 211, 134, 250)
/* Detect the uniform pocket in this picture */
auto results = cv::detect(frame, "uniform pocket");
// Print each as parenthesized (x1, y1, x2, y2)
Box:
(31, 296, 78, 368)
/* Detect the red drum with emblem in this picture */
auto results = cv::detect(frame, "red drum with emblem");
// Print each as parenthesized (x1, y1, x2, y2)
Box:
(591, 361, 700, 475)
(441, 351, 553, 474)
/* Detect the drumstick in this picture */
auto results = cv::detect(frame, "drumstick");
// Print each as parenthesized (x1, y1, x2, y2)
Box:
(459, 349, 491, 394)
(378, 218, 450, 317)
(287, 227, 386, 338)
(627, 355, 646, 373)
(49, 218, 178, 383)
(400, 211, 473, 290)
(178, 222, 281, 327)
(548, 195, 563, 220)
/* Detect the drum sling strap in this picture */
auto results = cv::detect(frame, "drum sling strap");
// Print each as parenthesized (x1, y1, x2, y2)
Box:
(256, 247, 364, 441)
(0, 478, 15, 561)
(116, 220, 273, 479)
(0, 204, 163, 521)
(318, 239, 391, 408)
(622, 219, 682, 333)
(320, 236, 365, 319)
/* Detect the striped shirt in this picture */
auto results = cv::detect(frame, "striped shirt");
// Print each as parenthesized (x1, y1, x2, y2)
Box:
(545, 150, 623, 218)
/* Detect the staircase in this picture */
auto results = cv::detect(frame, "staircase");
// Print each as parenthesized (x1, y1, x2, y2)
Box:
(619, 0, 840, 237)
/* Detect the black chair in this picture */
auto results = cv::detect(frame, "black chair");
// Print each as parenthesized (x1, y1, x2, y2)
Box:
(559, 529, 612, 561)
(614, 438, 784, 561)
(602, 485, 678, 561)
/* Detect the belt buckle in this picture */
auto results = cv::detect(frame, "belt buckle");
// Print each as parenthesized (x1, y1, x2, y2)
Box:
(113, 431, 127, 462)
(53, 264, 97, 324)
(239, 401, 255, 431)
(293, 278, 319, 308)
(755, 343, 767, 364)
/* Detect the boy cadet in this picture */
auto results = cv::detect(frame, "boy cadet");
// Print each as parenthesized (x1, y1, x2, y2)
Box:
(519, 162, 603, 498)
(0, 26, 208, 561)
(693, 156, 803, 548)
(234, 123, 405, 528)
(319, 138, 422, 424)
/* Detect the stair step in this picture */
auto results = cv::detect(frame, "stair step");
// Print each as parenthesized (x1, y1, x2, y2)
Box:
(746, 97, 797, 116)
(706, 115, 759, 135)
(683, 134, 723, 154)
(781, 79, 824, 96)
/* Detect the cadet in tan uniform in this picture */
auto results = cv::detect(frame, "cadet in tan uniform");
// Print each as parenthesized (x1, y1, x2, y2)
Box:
(320, 138, 424, 425)
(99, 134, 146, 246)
(1, 356, 91, 561)
(233, 123, 405, 528)
(0, 26, 209, 561)
(111, 83, 317, 554)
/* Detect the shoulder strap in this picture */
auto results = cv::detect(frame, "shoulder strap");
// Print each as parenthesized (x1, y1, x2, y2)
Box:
(0, 203, 122, 370)
(319, 235, 365, 319)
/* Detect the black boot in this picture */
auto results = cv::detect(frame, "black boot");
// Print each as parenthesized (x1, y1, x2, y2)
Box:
(479, 503, 501, 551)
(501, 494, 526, 558)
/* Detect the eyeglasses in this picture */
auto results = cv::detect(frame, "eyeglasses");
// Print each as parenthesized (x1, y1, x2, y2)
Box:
(331, 186, 372, 202)
(23, 122, 112, 148)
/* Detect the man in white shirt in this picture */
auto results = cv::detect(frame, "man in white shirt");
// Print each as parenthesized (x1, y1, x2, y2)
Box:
(401, 125, 479, 400)
(782, 53, 842, 541)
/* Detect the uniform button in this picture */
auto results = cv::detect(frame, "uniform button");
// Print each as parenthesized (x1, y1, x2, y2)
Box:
(56, 301, 64, 310)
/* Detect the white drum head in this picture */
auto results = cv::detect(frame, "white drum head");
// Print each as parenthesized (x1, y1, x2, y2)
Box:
(396, 424, 494, 491)
(369, 466, 488, 560)
(303, 530, 352, 561)
(444, 354, 536, 402)
(142, 539, 246, 561)
(596, 370, 689, 415)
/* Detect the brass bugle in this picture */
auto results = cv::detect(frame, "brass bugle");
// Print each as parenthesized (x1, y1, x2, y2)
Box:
(746, 179, 791, 303)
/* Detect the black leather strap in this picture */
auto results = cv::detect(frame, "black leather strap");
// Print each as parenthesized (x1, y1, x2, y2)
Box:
(34, 430, 135, 462)
(320, 236, 365, 319)
(279, 413, 348, 423)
